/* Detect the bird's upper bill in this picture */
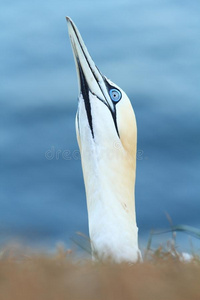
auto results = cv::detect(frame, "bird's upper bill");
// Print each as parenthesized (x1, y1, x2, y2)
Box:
(66, 16, 115, 112)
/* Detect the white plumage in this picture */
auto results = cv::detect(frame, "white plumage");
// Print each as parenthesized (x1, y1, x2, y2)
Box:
(66, 17, 141, 262)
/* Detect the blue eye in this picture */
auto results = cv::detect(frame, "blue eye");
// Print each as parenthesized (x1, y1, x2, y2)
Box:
(109, 89, 122, 102)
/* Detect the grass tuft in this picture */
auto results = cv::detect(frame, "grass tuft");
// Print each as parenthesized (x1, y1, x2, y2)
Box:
(0, 240, 199, 300)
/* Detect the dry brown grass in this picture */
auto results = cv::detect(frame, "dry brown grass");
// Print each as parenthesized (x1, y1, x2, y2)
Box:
(0, 244, 200, 300)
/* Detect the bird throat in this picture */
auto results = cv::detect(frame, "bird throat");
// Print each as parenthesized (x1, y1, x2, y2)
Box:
(79, 139, 140, 262)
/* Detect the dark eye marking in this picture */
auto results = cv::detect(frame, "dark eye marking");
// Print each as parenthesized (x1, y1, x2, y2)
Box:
(103, 78, 121, 138)
(77, 59, 94, 138)
(103, 79, 122, 105)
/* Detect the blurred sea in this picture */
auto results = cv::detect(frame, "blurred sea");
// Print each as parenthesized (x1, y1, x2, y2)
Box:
(1, 0, 200, 252)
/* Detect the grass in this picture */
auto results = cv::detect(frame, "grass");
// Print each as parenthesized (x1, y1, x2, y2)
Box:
(0, 240, 200, 300)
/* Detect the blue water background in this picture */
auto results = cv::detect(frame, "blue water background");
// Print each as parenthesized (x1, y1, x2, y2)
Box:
(1, 0, 200, 252)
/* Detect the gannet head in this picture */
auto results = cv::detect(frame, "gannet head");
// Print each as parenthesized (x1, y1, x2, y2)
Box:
(67, 17, 137, 164)
(67, 17, 139, 262)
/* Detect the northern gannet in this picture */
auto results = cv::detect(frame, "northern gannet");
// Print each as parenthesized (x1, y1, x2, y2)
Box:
(66, 17, 141, 262)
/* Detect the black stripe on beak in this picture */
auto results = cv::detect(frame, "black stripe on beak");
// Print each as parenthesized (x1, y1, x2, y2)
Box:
(77, 59, 94, 138)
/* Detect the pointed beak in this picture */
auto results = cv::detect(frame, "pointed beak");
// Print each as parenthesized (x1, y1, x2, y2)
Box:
(66, 17, 114, 110)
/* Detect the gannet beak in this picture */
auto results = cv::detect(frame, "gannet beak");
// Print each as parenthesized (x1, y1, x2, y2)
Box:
(66, 17, 114, 111)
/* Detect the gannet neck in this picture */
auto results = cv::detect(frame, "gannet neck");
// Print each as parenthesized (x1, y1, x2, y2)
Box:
(77, 94, 141, 262)
(83, 142, 140, 263)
